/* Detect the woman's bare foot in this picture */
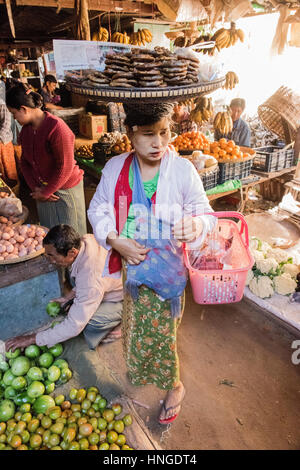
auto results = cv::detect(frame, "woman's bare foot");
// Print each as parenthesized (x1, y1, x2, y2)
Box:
(159, 381, 185, 423)
(102, 325, 122, 343)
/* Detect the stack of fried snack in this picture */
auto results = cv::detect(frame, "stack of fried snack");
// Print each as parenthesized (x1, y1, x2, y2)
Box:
(104, 53, 137, 88)
(99, 47, 201, 89)
(131, 49, 165, 88)
(85, 71, 110, 87)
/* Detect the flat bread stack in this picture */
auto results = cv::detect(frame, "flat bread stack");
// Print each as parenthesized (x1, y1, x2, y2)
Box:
(104, 53, 137, 88)
(131, 51, 165, 88)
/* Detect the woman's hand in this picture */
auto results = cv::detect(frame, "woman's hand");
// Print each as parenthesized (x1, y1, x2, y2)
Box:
(107, 233, 150, 265)
(5, 333, 37, 353)
(31, 187, 60, 202)
(172, 215, 203, 243)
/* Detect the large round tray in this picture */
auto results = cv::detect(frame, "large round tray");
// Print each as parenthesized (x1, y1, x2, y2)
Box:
(66, 77, 226, 103)
(0, 225, 48, 265)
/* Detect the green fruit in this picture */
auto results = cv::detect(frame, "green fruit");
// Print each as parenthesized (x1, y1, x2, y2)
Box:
(3, 370, 16, 386)
(27, 381, 45, 398)
(116, 434, 126, 446)
(11, 357, 30, 377)
(48, 344, 63, 357)
(20, 430, 30, 444)
(99, 442, 109, 450)
(88, 432, 99, 445)
(112, 403, 122, 416)
(97, 417, 107, 430)
(48, 406, 61, 420)
(81, 399, 91, 411)
(98, 398, 107, 409)
(79, 437, 89, 450)
(45, 380, 55, 394)
(5, 349, 21, 360)
(0, 361, 9, 372)
(122, 414, 132, 426)
(109, 443, 120, 450)
(41, 367, 49, 379)
(107, 430, 118, 444)
(46, 301, 61, 317)
(24, 345, 40, 359)
(19, 403, 31, 413)
(69, 388, 78, 400)
(29, 433, 42, 449)
(69, 441, 80, 450)
(4, 386, 17, 400)
(27, 366, 43, 382)
(49, 433, 60, 447)
(41, 416, 52, 429)
(102, 409, 114, 422)
(50, 422, 64, 435)
(11, 376, 27, 391)
(55, 394, 65, 406)
(53, 359, 68, 370)
(33, 395, 55, 415)
(38, 353, 54, 368)
(57, 368, 72, 384)
(13, 392, 35, 406)
(114, 420, 124, 433)
(107, 420, 115, 431)
(87, 391, 97, 402)
(0, 400, 15, 422)
(47, 365, 61, 382)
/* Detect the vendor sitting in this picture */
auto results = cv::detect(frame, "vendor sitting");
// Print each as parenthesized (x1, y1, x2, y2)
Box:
(5, 224, 123, 351)
(40, 74, 63, 111)
(215, 98, 251, 147)
(172, 102, 198, 135)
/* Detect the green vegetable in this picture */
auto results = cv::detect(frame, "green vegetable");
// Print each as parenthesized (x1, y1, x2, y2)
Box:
(33, 395, 55, 414)
(46, 301, 61, 318)
(0, 399, 15, 422)
(11, 356, 30, 377)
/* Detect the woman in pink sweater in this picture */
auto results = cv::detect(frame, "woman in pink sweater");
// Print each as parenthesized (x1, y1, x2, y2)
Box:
(6, 83, 86, 235)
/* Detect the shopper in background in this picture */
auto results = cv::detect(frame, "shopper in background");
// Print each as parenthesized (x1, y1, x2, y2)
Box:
(172, 102, 197, 135)
(5, 225, 124, 350)
(40, 74, 63, 111)
(6, 83, 86, 235)
(0, 96, 18, 185)
(215, 98, 251, 147)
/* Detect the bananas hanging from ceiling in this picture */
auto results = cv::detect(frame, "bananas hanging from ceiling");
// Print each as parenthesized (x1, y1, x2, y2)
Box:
(190, 97, 214, 125)
(208, 23, 245, 54)
(130, 29, 153, 46)
(213, 110, 233, 135)
(112, 31, 130, 44)
(223, 71, 239, 90)
(92, 27, 109, 42)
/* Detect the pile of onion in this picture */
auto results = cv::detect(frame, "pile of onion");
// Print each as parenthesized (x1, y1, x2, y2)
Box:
(0, 225, 46, 261)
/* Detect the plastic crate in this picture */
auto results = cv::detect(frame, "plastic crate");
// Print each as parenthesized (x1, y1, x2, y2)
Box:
(200, 166, 218, 191)
(252, 146, 295, 172)
(217, 158, 253, 184)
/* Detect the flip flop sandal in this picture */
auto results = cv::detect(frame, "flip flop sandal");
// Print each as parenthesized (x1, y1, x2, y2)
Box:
(101, 334, 122, 344)
(158, 387, 186, 425)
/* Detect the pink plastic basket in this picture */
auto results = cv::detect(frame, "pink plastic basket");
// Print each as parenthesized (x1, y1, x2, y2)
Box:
(183, 212, 254, 305)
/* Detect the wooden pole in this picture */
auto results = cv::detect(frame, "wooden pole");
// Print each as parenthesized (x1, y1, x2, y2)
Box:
(75, 0, 90, 40)
(5, 0, 16, 38)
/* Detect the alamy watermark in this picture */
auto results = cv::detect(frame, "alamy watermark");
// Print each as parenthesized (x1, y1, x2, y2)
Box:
(291, 340, 300, 365)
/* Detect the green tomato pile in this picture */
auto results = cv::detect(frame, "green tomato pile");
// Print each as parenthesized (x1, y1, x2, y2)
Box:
(0, 386, 133, 450)
(0, 343, 72, 416)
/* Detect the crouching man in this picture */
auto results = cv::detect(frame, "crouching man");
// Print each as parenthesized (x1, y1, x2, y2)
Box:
(5, 224, 123, 351)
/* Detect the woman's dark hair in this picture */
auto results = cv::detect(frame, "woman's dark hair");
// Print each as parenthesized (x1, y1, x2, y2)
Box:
(124, 102, 174, 128)
(6, 82, 43, 109)
(44, 74, 57, 85)
(43, 224, 81, 256)
(230, 98, 246, 110)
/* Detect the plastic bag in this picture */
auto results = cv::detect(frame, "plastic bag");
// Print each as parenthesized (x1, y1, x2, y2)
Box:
(156, 0, 207, 22)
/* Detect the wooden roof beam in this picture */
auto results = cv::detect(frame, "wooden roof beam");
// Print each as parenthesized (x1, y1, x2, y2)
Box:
(14, 0, 157, 15)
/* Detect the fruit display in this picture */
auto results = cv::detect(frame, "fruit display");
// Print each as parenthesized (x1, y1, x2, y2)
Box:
(0, 215, 21, 229)
(223, 71, 239, 90)
(0, 224, 47, 262)
(0, 385, 134, 450)
(213, 110, 233, 135)
(75, 144, 94, 160)
(21, 70, 36, 77)
(85, 46, 201, 89)
(0, 191, 10, 199)
(46, 301, 61, 318)
(112, 31, 130, 45)
(111, 134, 132, 155)
(130, 29, 152, 46)
(92, 27, 109, 42)
(172, 131, 210, 153)
(190, 97, 214, 125)
(0, 343, 72, 415)
(211, 23, 245, 51)
(209, 138, 255, 162)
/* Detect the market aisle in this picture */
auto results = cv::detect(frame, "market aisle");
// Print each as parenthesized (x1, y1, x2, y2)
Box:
(97, 283, 300, 450)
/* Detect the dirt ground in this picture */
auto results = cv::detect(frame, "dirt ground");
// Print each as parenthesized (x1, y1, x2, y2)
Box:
(98, 284, 300, 450)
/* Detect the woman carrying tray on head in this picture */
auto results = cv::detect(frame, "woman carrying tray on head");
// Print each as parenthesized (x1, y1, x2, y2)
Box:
(6, 83, 86, 235)
(88, 102, 215, 424)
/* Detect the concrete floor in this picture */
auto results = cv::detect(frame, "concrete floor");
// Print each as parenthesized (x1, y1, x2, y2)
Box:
(97, 284, 300, 450)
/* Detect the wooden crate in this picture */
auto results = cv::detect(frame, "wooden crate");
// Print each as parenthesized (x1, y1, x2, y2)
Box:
(259, 173, 294, 202)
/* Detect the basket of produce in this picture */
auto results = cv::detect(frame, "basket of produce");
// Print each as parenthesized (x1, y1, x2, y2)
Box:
(258, 86, 300, 142)
(208, 139, 255, 184)
(252, 144, 295, 172)
(0, 206, 29, 228)
(180, 150, 219, 191)
(75, 144, 94, 161)
(0, 178, 23, 218)
(173, 131, 211, 154)
(0, 224, 48, 264)
(93, 132, 132, 165)
(183, 211, 254, 305)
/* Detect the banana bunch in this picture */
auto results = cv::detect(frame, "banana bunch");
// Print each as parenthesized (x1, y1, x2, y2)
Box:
(213, 111, 233, 135)
(223, 71, 239, 90)
(92, 27, 109, 42)
(190, 97, 214, 124)
(130, 29, 152, 46)
(112, 31, 130, 44)
(210, 24, 245, 51)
